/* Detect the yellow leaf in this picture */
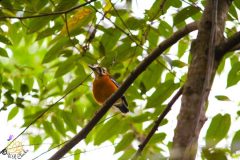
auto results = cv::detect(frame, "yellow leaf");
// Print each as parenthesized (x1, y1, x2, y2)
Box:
(61, 7, 94, 35)
(103, 0, 112, 18)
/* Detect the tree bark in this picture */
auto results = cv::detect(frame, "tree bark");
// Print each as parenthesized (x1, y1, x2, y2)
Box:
(170, 0, 232, 159)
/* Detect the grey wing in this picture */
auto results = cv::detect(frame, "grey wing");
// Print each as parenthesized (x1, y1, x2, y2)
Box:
(110, 78, 128, 106)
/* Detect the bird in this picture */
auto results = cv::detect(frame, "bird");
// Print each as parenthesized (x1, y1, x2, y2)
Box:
(88, 64, 129, 113)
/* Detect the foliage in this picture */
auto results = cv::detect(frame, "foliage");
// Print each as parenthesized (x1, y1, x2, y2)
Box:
(0, 0, 240, 159)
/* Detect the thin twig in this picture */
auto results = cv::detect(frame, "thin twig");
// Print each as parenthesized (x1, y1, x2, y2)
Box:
(0, 7, 39, 14)
(1, 74, 92, 154)
(109, 0, 138, 43)
(60, 143, 119, 159)
(123, 46, 138, 77)
(49, 22, 198, 160)
(83, 10, 107, 51)
(33, 141, 68, 160)
(90, 5, 182, 81)
(0, 0, 97, 20)
(180, 0, 203, 11)
(156, 59, 184, 83)
(63, 13, 82, 54)
(90, 5, 144, 49)
(132, 87, 183, 160)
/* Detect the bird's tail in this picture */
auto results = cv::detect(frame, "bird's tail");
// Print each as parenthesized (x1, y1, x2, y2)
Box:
(114, 99, 129, 113)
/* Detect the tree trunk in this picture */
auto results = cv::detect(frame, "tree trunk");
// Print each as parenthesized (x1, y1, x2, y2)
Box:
(170, 0, 232, 159)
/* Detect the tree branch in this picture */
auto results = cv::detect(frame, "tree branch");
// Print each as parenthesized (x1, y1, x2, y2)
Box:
(49, 21, 198, 160)
(216, 31, 240, 60)
(132, 87, 183, 160)
(0, 0, 97, 20)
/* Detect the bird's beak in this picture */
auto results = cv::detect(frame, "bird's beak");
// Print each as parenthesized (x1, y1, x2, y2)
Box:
(88, 64, 97, 71)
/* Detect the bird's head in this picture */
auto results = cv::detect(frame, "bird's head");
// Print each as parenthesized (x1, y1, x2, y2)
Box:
(88, 64, 109, 78)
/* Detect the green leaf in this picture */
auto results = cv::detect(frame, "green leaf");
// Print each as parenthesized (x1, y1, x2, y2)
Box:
(131, 112, 151, 123)
(52, 115, 66, 136)
(43, 121, 53, 136)
(231, 130, 240, 153)
(74, 149, 81, 160)
(173, 6, 200, 26)
(115, 132, 134, 153)
(0, 48, 8, 57)
(101, 28, 121, 51)
(228, 4, 238, 20)
(126, 17, 145, 30)
(94, 118, 126, 145)
(31, 0, 49, 10)
(148, 27, 160, 49)
(115, 45, 142, 62)
(16, 97, 24, 108)
(29, 135, 42, 151)
(118, 148, 136, 160)
(126, 85, 142, 100)
(55, 0, 79, 11)
(42, 37, 69, 63)
(227, 62, 240, 88)
(54, 55, 78, 77)
(141, 62, 163, 90)
(237, 111, 240, 117)
(162, 55, 172, 67)
(43, 121, 60, 143)
(0, 0, 13, 10)
(27, 16, 53, 34)
(215, 95, 231, 101)
(167, 0, 182, 8)
(202, 148, 227, 160)
(146, 81, 179, 108)
(36, 24, 62, 41)
(0, 35, 12, 45)
(108, 9, 128, 17)
(21, 84, 29, 95)
(13, 77, 21, 93)
(2, 81, 12, 89)
(0, 75, 2, 85)
(171, 60, 187, 68)
(178, 38, 189, 58)
(234, 0, 240, 9)
(148, 133, 166, 144)
(61, 111, 77, 133)
(4, 91, 14, 105)
(158, 20, 173, 38)
(146, 0, 162, 21)
(75, 63, 87, 76)
(64, 76, 84, 94)
(115, 43, 142, 62)
(206, 114, 231, 147)
(94, 1, 102, 9)
(8, 107, 19, 121)
(217, 58, 226, 75)
(25, 77, 34, 91)
(23, 109, 45, 122)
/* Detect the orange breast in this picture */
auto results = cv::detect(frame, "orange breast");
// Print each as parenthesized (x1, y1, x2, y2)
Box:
(92, 75, 118, 104)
